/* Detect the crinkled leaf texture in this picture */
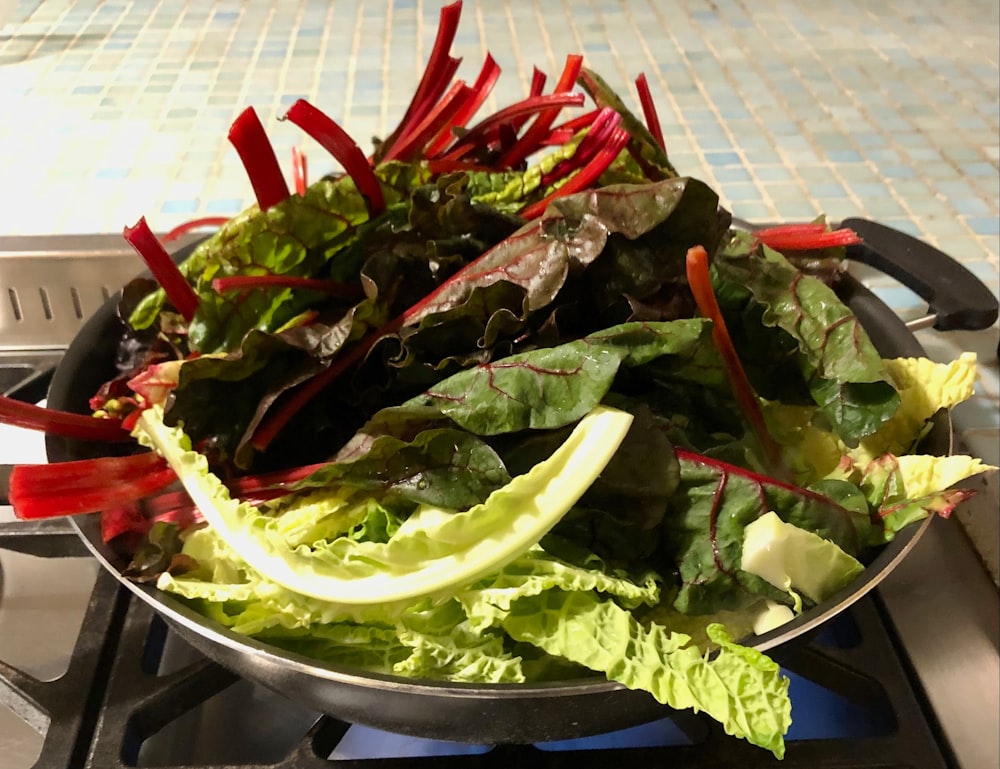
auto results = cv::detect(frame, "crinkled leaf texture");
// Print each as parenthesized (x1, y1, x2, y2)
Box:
(500, 589, 790, 758)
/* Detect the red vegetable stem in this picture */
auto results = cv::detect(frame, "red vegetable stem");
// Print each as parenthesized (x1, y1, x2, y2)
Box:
(250, 314, 406, 452)
(282, 99, 386, 216)
(540, 108, 620, 187)
(425, 53, 502, 157)
(123, 216, 200, 322)
(211, 274, 362, 300)
(684, 246, 788, 478)
(12, 466, 178, 519)
(10, 452, 166, 490)
(634, 73, 665, 151)
(291, 146, 308, 195)
(520, 126, 630, 220)
(438, 93, 587, 162)
(161, 216, 230, 245)
(752, 223, 827, 238)
(507, 66, 548, 134)
(228, 106, 291, 211)
(498, 54, 585, 169)
(379, 0, 464, 158)
(755, 228, 863, 251)
(381, 80, 474, 163)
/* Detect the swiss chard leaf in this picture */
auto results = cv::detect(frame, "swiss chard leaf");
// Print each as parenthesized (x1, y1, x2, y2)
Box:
(715, 233, 900, 443)
(662, 450, 872, 615)
(408, 319, 716, 435)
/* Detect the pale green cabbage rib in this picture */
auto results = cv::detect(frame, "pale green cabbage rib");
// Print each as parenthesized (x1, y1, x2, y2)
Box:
(501, 589, 791, 758)
(136, 404, 633, 605)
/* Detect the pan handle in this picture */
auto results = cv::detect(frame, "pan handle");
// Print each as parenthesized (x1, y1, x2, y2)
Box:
(840, 217, 998, 332)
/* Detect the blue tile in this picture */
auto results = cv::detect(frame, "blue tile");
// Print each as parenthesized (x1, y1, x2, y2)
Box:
(705, 151, 741, 166)
(825, 150, 862, 164)
(205, 198, 245, 214)
(809, 182, 847, 199)
(161, 199, 199, 214)
(713, 166, 753, 183)
(954, 198, 993, 216)
(967, 217, 1000, 236)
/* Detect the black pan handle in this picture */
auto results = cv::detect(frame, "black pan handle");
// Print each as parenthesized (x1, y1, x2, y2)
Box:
(840, 217, 998, 332)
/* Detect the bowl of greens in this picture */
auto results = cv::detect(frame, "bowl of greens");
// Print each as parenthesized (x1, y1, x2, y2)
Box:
(6, 1, 996, 758)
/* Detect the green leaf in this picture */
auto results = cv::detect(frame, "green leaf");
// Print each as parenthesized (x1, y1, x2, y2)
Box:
(501, 589, 791, 758)
(662, 451, 871, 614)
(716, 233, 900, 443)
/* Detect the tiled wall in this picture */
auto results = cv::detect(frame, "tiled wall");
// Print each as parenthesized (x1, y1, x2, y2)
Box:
(1, 0, 997, 465)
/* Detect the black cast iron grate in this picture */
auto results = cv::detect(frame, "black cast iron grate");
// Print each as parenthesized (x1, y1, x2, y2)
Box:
(0, 521, 955, 769)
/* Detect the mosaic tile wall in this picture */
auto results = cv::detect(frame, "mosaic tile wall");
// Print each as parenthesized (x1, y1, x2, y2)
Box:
(1, 1, 997, 465)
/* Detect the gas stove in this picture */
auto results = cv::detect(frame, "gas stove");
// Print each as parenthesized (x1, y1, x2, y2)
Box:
(0, 235, 997, 769)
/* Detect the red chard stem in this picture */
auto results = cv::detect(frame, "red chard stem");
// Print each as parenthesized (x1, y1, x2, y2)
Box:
(282, 99, 385, 215)
(291, 146, 308, 195)
(684, 245, 788, 478)
(211, 274, 362, 300)
(520, 126, 630, 219)
(425, 53, 502, 157)
(228, 107, 291, 211)
(161, 216, 230, 245)
(378, 0, 463, 159)
(635, 73, 665, 150)
(498, 54, 584, 169)
(123, 216, 200, 321)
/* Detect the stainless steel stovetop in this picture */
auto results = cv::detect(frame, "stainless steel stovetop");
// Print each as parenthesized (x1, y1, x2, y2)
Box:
(0, 234, 997, 769)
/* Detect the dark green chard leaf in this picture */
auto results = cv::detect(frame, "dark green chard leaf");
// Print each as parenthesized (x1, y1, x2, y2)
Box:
(715, 232, 900, 443)
(410, 319, 715, 434)
(292, 428, 511, 509)
(662, 451, 872, 614)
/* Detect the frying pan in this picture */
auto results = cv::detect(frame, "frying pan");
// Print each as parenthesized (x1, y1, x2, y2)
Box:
(43, 218, 998, 743)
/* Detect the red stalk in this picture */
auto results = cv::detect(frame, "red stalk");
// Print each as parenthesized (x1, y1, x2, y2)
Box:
(291, 146, 308, 195)
(282, 99, 386, 216)
(520, 126, 630, 220)
(635, 73, 665, 150)
(754, 227, 863, 251)
(425, 53, 502, 157)
(228, 106, 291, 211)
(540, 108, 621, 187)
(11, 452, 166, 490)
(497, 54, 584, 169)
(506, 66, 549, 135)
(161, 216, 230, 245)
(752, 223, 826, 238)
(12, 459, 177, 519)
(381, 81, 474, 163)
(549, 108, 601, 135)
(378, 0, 464, 158)
(684, 246, 787, 478)
(250, 314, 406, 451)
(123, 216, 200, 322)
(437, 92, 586, 162)
(211, 274, 362, 300)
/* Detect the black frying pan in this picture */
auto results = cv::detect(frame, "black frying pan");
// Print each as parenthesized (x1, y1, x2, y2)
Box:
(42, 218, 998, 743)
